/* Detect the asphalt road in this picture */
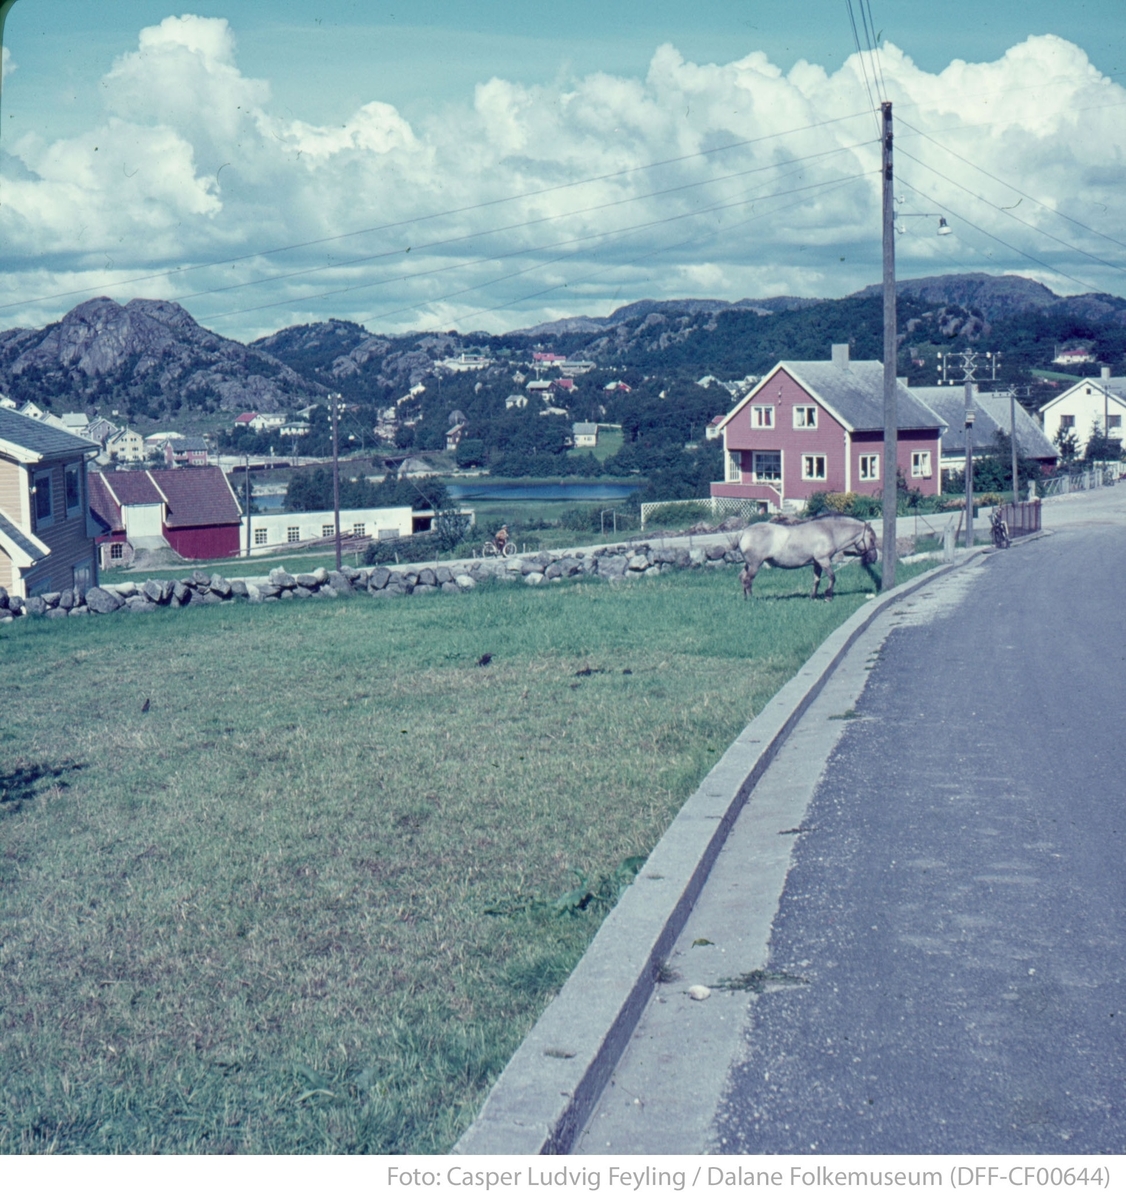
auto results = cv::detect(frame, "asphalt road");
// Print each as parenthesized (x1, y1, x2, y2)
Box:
(713, 506, 1126, 1153)
(577, 489, 1126, 1155)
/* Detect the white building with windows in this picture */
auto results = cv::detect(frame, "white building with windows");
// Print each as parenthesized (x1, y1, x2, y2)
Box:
(1039, 368, 1126, 456)
(241, 506, 416, 554)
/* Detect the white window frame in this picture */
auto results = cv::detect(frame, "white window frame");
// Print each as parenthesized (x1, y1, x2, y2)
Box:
(353, 523, 366, 538)
(725, 452, 742, 483)
(254, 529, 269, 546)
(322, 524, 335, 538)
(287, 526, 301, 543)
(858, 454, 880, 482)
(64, 462, 83, 519)
(33, 469, 54, 530)
(752, 405, 775, 429)
(801, 454, 827, 481)
(110, 541, 125, 560)
(752, 451, 781, 483)
(911, 451, 933, 479)
(793, 406, 818, 429)
(1059, 414, 1075, 428)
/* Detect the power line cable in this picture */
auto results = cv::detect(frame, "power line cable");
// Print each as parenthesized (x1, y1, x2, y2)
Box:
(371, 175, 868, 335)
(845, 0, 880, 131)
(175, 139, 874, 310)
(0, 109, 872, 314)
(206, 170, 874, 324)
(897, 146, 1125, 277)
(897, 177, 1106, 295)
(897, 115, 1126, 255)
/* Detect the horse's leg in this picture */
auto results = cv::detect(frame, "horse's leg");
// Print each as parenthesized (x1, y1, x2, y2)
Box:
(741, 562, 756, 599)
(822, 557, 836, 599)
(810, 561, 822, 599)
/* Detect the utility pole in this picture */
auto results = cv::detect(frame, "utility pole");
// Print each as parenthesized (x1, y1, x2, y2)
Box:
(964, 381, 975, 550)
(244, 452, 252, 558)
(1009, 386, 1020, 505)
(880, 100, 897, 591)
(330, 393, 342, 571)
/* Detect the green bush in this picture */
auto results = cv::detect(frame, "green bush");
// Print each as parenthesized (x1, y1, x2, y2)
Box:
(643, 501, 711, 528)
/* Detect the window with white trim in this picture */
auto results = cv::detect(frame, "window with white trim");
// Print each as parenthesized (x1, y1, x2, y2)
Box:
(353, 523, 366, 537)
(254, 529, 268, 546)
(752, 405, 774, 429)
(287, 526, 301, 543)
(802, 454, 827, 480)
(752, 451, 781, 482)
(322, 524, 335, 538)
(793, 406, 818, 429)
(33, 469, 54, 529)
(858, 454, 880, 481)
(65, 462, 83, 518)
(911, 451, 933, 478)
(725, 452, 742, 482)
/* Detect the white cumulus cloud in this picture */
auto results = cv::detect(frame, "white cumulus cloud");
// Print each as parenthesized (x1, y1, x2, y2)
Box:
(0, 17, 1123, 341)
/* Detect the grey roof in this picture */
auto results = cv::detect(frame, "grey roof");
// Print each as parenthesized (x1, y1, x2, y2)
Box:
(171, 436, 209, 452)
(0, 406, 100, 460)
(913, 387, 1058, 460)
(572, 422, 598, 435)
(781, 360, 945, 433)
(0, 507, 48, 563)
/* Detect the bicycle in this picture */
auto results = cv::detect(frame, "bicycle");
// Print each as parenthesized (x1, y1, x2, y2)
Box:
(482, 538, 516, 558)
(991, 508, 1011, 550)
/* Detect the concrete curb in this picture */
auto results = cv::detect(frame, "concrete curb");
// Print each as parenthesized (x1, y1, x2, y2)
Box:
(454, 552, 986, 1156)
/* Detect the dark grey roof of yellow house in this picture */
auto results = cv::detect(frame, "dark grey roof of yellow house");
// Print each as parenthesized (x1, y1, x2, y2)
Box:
(0, 406, 100, 461)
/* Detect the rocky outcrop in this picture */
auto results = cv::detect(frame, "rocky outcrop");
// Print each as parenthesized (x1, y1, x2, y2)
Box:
(0, 297, 322, 413)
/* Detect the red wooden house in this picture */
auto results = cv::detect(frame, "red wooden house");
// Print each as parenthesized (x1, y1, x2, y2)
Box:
(710, 345, 946, 512)
(88, 466, 243, 566)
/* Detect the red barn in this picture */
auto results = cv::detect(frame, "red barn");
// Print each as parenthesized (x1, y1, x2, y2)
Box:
(88, 466, 243, 566)
(711, 345, 945, 512)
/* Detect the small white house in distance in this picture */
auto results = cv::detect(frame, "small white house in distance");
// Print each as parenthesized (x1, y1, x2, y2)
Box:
(242, 506, 416, 554)
(572, 422, 598, 447)
(1040, 368, 1126, 451)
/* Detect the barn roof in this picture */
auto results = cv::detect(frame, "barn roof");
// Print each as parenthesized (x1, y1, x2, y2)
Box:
(88, 467, 241, 532)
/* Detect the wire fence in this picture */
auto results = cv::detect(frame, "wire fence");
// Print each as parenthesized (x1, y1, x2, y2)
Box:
(639, 496, 766, 530)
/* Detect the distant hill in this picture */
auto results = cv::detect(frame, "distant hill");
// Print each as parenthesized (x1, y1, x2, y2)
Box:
(0, 297, 320, 418)
(2, 274, 1124, 428)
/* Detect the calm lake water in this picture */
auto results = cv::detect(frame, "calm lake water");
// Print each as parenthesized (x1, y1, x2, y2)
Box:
(446, 481, 641, 502)
(252, 480, 643, 510)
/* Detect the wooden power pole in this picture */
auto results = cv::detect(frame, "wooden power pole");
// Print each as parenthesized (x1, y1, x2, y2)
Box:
(880, 100, 898, 591)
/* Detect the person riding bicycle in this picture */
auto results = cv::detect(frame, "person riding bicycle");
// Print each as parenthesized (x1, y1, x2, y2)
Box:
(494, 524, 510, 553)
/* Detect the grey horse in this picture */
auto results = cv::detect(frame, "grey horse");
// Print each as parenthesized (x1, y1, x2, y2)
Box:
(738, 514, 878, 599)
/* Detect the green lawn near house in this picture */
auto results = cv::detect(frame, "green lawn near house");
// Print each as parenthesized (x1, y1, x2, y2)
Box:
(0, 559, 920, 1153)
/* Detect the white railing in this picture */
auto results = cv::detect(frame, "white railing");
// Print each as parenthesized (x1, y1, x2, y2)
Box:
(1039, 467, 1118, 498)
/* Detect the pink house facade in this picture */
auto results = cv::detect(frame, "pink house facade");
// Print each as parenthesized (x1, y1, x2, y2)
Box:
(711, 345, 946, 512)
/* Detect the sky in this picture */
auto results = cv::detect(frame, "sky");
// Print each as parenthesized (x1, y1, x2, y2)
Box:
(1, 1, 1124, 343)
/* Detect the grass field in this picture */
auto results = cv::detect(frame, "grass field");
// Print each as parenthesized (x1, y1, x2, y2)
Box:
(0, 559, 917, 1153)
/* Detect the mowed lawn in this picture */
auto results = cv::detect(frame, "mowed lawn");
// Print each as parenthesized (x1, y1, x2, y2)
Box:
(0, 560, 901, 1154)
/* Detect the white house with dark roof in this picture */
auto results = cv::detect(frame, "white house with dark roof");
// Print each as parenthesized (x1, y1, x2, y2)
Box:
(1039, 368, 1126, 457)
(711, 344, 946, 512)
(0, 407, 101, 598)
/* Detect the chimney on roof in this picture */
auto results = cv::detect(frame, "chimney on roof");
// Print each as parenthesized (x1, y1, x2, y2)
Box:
(1101, 366, 1111, 381)
(831, 343, 850, 370)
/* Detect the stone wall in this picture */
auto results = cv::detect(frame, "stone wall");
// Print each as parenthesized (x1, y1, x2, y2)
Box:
(0, 541, 749, 624)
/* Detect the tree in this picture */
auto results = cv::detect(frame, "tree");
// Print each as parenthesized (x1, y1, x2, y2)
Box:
(1084, 421, 1124, 463)
(1053, 425, 1079, 463)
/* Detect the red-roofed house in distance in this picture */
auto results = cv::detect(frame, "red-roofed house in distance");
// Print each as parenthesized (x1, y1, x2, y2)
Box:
(711, 344, 945, 513)
(88, 466, 243, 567)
